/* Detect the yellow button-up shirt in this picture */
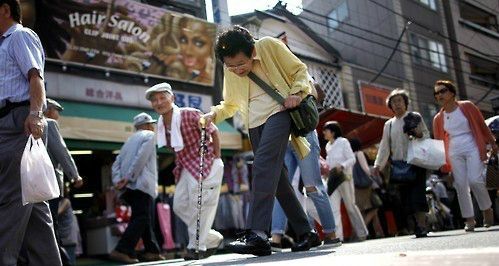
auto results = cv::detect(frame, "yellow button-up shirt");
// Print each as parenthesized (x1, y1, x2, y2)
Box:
(248, 59, 282, 128)
(211, 37, 312, 158)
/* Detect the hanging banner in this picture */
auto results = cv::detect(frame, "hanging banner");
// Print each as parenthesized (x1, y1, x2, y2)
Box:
(358, 81, 393, 117)
(27, 0, 217, 86)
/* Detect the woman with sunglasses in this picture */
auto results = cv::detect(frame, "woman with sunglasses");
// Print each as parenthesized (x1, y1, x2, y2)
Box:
(433, 80, 497, 231)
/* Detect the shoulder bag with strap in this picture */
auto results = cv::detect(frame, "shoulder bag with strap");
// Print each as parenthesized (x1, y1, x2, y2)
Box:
(247, 72, 319, 137)
(353, 152, 373, 188)
(388, 121, 417, 184)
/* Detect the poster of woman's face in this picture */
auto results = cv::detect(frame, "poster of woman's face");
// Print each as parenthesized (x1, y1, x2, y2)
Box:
(23, 0, 217, 86)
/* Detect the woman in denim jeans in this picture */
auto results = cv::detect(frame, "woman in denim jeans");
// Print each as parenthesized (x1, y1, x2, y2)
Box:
(270, 130, 342, 249)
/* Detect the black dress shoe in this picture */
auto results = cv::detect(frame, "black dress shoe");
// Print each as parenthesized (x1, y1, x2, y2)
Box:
(226, 231, 271, 256)
(415, 226, 428, 238)
(291, 232, 322, 252)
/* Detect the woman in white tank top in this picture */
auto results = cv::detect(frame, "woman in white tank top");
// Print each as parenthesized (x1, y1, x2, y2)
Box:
(433, 80, 497, 232)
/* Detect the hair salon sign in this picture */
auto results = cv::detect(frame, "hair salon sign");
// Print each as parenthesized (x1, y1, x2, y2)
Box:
(28, 0, 217, 86)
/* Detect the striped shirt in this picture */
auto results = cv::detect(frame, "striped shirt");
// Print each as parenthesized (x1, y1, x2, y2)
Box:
(0, 23, 45, 104)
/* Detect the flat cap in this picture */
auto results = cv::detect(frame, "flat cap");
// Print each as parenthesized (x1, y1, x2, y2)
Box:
(133, 112, 157, 127)
(145, 82, 173, 100)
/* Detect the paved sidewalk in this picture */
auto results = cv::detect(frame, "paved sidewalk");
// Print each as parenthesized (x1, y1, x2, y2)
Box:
(79, 226, 499, 266)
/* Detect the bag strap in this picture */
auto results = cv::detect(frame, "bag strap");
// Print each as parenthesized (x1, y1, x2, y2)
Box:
(389, 121, 392, 160)
(247, 72, 285, 105)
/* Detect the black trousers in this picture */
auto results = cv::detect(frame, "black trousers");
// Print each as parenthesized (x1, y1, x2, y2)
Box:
(115, 189, 160, 257)
(397, 166, 429, 230)
(246, 111, 311, 236)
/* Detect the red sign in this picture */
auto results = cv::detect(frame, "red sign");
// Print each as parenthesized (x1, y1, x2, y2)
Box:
(359, 82, 393, 117)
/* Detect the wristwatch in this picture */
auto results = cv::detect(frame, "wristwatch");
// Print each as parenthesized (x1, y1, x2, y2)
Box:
(29, 110, 43, 119)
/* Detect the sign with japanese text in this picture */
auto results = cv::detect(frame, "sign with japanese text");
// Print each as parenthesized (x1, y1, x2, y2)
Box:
(45, 72, 213, 111)
(26, 0, 217, 86)
(358, 81, 393, 117)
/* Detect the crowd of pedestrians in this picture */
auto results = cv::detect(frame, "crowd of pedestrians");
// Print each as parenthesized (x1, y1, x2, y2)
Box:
(0, 1, 497, 264)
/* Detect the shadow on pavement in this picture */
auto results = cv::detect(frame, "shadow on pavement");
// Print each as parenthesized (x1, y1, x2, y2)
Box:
(201, 250, 335, 265)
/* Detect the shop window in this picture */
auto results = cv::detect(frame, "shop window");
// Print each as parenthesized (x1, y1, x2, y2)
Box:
(467, 53, 499, 87)
(415, 0, 437, 10)
(459, 2, 498, 33)
(327, 1, 348, 30)
(409, 33, 447, 72)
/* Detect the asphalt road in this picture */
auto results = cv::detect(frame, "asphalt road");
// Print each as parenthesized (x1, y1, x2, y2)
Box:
(122, 226, 499, 266)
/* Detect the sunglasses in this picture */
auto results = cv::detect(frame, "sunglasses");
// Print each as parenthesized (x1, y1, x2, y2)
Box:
(434, 87, 449, 96)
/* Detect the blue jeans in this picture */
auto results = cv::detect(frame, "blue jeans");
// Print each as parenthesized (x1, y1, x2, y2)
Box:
(271, 131, 336, 234)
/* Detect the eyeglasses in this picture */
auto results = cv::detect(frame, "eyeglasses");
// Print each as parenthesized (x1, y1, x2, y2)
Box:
(434, 87, 449, 96)
(224, 59, 252, 72)
(225, 64, 246, 72)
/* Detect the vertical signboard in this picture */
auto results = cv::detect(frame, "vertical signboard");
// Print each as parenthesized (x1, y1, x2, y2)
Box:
(358, 81, 393, 117)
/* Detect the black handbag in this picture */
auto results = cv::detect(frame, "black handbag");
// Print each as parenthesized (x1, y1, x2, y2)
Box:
(390, 160, 417, 184)
(247, 72, 319, 137)
(352, 160, 373, 188)
(388, 121, 417, 184)
(327, 168, 346, 196)
(486, 154, 499, 189)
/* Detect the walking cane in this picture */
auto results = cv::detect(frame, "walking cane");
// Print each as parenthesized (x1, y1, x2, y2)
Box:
(195, 117, 208, 256)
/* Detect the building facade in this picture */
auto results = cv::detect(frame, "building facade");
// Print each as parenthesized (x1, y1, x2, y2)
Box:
(301, 0, 460, 124)
(442, 0, 499, 115)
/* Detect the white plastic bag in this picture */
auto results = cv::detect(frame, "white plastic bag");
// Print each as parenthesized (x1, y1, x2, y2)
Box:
(407, 138, 446, 170)
(20, 135, 60, 205)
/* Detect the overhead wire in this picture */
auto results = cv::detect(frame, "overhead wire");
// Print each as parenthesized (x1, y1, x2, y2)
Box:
(224, 1, 498, 104)
(272, 2, 498, 105)
(369, 21, 410, 83)
(290, 6, 492, 86)
(296, 3, 493, 68)
(255, 5, 493, 96)
(273, 2, 499, 91)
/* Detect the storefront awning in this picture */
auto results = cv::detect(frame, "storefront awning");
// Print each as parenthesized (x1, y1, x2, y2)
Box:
(317, 107, 390, 149)
(57, 100, 242, 150)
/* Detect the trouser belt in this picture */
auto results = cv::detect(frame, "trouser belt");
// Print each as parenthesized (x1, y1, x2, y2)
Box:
(0, 100, 30, 119)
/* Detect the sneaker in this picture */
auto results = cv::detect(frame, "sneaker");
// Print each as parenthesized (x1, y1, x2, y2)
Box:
(323, 238, 342, 248)
(226, 231, 271, 256)
(109, 250, 139, 264)
(414, 227, 428, 238)
(281, 234, 295, 248)
(270, 242, 283, 252)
